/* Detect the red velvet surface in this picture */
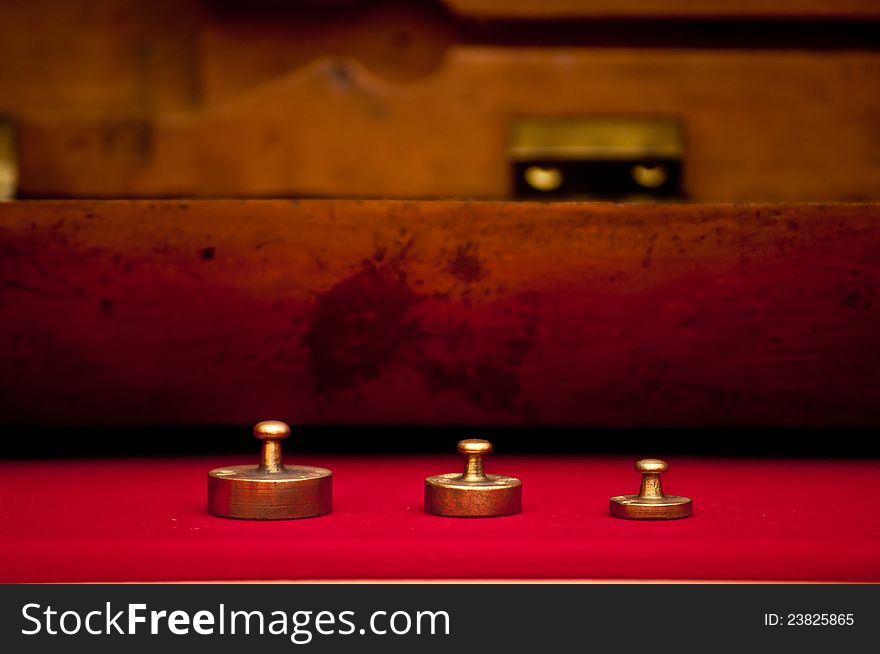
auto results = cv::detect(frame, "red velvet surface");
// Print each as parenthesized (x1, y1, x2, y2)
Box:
(2, 455, 878, 582)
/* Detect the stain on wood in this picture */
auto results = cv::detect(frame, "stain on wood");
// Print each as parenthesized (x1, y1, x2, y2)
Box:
(1, 200, 879, 427)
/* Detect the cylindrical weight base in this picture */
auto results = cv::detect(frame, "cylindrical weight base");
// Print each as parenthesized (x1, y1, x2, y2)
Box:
(208, 465, 332, 520)
(609, 494, 692, 520)
(425, 473, 522, 517)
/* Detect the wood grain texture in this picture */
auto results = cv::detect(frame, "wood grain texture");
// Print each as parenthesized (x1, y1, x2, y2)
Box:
(2, 200, 879, 427)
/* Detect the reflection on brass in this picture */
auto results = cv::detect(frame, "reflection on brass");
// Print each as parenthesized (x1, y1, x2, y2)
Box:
(631, 163, 667, 188)
(425, 439, 522, 517)
(208, 420, 332, 519)
(509, 117, 683, 161)
(524, 165, 563, 191)
(609, 459, 692, 520)
(0, 118, 16, 201)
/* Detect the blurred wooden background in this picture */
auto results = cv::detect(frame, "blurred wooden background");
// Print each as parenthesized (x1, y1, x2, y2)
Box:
(1, 0, 879, 201)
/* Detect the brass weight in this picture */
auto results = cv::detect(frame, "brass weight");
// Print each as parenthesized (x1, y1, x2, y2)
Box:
(207, 420, 332, 519)
(609, 459, 692, 520)
(424, 439, 522, 517)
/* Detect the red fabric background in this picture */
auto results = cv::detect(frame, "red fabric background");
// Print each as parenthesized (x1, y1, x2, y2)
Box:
(1, 455, 878, 582)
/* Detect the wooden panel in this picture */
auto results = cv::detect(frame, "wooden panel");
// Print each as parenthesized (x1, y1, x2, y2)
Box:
(2, 200, 879, 427)
(1, 1, 878, 201)
(447, 0, 880, 19)
(0, 0, 199, 113)
(15, 48, 880, 202)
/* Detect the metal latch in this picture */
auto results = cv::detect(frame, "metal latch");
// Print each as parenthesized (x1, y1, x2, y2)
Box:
(0, 117, 17, 201)
(509, 117, 684, 200)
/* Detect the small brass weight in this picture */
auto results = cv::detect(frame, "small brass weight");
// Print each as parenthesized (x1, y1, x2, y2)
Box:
(609, 459, 692, 520)
(208, 420, 332, 519)
(425, 439, 522, 517)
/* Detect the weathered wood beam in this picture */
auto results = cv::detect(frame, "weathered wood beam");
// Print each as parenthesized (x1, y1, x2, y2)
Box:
(2, 200, 879, 427)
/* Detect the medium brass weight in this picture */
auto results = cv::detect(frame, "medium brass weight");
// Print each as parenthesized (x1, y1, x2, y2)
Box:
(424, 439, 522, 517)
(609, 459, 692, 519)
(208, 420, 332, 519)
